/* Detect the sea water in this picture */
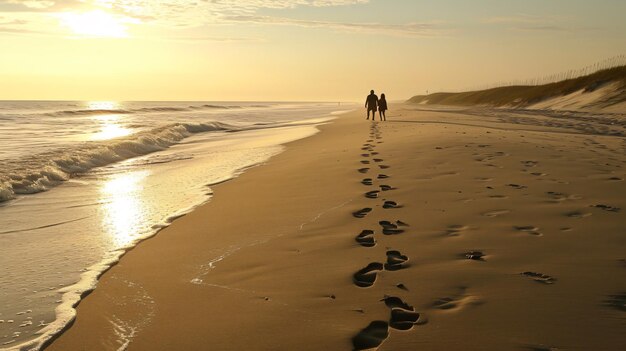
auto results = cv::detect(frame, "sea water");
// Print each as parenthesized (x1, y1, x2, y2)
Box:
(0, 101, 352, 350)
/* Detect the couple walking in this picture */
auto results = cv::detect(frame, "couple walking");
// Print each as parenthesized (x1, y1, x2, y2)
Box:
(365, 90, 388, 121)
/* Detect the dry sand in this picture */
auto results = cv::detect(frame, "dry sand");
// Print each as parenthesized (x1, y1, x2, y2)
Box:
(47, 105, 626, 351)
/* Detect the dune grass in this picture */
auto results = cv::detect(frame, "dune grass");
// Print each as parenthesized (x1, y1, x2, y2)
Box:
(407, 66, 626, 108)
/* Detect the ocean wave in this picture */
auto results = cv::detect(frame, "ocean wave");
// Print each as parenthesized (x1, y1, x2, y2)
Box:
(188, 104, 245, 110)
(46, 108, 133, 116)
(134, 107, 191, 113)
(0, 122, 238, 203)
(199, 104, 231, 109)
(45, 104, 241, 117)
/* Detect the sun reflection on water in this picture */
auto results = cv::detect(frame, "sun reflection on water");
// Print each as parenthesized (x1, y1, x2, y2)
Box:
(87, 101, 133, 140)
(101, 170, 148, 247)
(87, 101, 119, 110)
(92, 121, 132, 140)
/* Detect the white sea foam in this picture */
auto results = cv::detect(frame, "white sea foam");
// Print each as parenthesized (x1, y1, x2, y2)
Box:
(0, 101, 352, 351)
(0, 122, 236, 203)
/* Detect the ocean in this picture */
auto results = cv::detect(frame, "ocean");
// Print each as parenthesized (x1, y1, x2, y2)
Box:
(0, 101, 351, 350)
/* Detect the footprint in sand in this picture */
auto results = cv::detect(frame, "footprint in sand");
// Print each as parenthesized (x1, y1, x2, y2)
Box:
(379, 165, 390, 169)
(382, 201, 401, 209)
(475, 177, 493, 182)
(353, 208, 372, 219)
(396, 283, 409, 291)
(352, 321, 389, 351)
(489, 195, 509, 199)
(358, 168, 370, 174)
(380, 185, 395, 191)
(565, 211, 592, 218)
(379, 221, 405, 235)
(361, 160, 371, 165)
(546, 192, 582, 203)
(353, 262, 384, 288)
(385, 250, 409, 271)
(445, 224, 468, 236)
(365, 191, 380, 199)
(362, 178, 373, 186)
(604, 293, 626, 312)
(389, 308, 421, 330)
(432, 287, 483, 311)
(591, 204, 621, 212)
(514, 225, 542, 236)
(463, 251, 486, 261)
(377, 174, 390, 179)
(380, 296, 421, 330)
(361, 153, 370, 157)
(482, 210, 511, 218)
(381, 296, 414, 311)
(507, 183, 528, 190)
(521, 272, 557, 284)
(355, 230, 376, 247)
(373, 158, 384, 163)
(521, 160, 539, 168)
(371, 152, 379, 156)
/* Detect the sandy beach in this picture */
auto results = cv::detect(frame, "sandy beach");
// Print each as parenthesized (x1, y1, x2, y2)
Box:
(45, 105, 625, 351)
(2, 2, 625, 350)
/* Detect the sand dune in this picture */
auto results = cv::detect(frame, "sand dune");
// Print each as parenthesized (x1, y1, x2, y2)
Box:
(408, 66, 626, 113)
(47, 106, 625, 351)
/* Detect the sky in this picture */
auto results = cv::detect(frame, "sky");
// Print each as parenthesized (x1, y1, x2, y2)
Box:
(1, 0, 625, 101)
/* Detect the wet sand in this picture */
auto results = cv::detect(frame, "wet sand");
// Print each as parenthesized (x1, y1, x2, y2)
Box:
(47, 105, 626, 351)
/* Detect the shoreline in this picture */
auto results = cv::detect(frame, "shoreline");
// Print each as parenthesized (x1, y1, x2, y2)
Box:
(45, 105, 625, 350)
(2, 112, 341, 351)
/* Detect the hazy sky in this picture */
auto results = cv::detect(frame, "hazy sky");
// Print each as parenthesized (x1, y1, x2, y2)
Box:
(1, 0, 625, 101)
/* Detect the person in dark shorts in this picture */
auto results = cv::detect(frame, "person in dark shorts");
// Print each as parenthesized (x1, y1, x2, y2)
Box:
(378, 93, 388, 121)
(365, 90, 378, 120)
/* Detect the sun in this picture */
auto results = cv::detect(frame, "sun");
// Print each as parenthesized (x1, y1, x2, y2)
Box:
(60, 10, 129, 38)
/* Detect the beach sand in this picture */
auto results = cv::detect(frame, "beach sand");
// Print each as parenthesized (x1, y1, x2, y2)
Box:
(46, 105, 626, 351)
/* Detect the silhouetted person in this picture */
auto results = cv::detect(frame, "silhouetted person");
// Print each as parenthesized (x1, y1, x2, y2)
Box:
(378, 93, 388, 121)
(365, 90, 378, 120)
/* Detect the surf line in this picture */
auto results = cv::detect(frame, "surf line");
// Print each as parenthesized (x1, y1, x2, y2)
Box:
(299, 199, 354, 231)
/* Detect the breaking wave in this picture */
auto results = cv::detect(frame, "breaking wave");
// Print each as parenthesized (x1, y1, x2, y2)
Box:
(0, 122, 238, 203)
(44, 104, 250, 117)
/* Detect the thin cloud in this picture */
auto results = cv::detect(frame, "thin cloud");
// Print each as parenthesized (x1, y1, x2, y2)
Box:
(0, 17, 26, 25)
(222, 15, 444, 38)
(482, 13, 599, 33)
(0, 0, 373, 31)
(0, 0, 81, 12)
(483, 14, 553, 24)
(159, 35, 263, 43)
(0, 25, 41, 33)
(513, 24, 601, 33)
(0, 0, 441, 39)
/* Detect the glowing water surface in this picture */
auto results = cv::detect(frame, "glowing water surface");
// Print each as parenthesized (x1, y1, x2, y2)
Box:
(0, 101, 353, 350)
